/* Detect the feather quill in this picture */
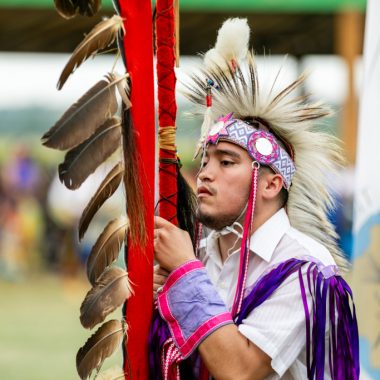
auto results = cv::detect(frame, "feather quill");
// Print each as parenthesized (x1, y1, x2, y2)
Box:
(76, 319, 125, 380)
(57, 15, 125, 89)
(87, 216, 129, 285)
(58, 117, 122, 190)
(96, 366, 125, 380)
(80, 267, 132, 329)
(42, 74, 128, 150)
(79, 162, 124, 241)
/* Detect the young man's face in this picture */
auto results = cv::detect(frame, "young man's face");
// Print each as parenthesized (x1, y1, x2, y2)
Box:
(196, 141, 252, 230)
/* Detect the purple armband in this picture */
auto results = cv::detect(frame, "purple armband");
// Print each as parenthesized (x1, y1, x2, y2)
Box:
(157, 260, 233, 358)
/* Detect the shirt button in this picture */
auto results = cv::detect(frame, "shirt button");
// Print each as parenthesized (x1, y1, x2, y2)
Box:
(219, 281, 227, 289)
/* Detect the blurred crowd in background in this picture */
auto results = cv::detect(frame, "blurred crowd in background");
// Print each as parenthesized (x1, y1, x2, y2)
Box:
(0, 145, 71, 279)
(0, 141, 354, 281)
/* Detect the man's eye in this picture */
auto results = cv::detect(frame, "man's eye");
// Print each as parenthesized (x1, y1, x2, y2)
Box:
(221, 160, 234, 166)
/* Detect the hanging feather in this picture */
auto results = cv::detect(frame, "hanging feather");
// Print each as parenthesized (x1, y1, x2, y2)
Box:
(80, 267, 132, 329)
(76, 319, 125, 380)
(87, 216, 129, 286)
(54, 0, 102, 19)
(194, 104, 213, 159)
(121, 106, 146, 248)
(58, 117, 122, 190)
(78, 0, 102, 17)
(79, 162, 124, 240)
(54, 0, 77, 19)
(57, 15, 125, 90)
(42, 74, 129, 150)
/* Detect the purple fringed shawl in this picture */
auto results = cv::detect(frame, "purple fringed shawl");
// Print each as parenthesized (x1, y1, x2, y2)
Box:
(148, 258, 360, 380)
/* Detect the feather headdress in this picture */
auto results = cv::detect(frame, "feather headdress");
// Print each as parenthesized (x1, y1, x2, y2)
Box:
(183, 18, 347, 270)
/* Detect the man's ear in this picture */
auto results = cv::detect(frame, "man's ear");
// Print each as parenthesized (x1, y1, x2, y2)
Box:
(262, 172, 283, 200)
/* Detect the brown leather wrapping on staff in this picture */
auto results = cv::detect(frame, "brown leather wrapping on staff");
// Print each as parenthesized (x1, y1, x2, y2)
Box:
(159, 126, 177, 151)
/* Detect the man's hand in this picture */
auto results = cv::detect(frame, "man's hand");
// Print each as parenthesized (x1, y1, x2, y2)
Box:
(153, 264, 169, 299)
(154, 216, 196, 273)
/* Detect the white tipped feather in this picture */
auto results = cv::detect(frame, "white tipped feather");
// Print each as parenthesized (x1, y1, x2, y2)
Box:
(204, 18, 250, 71)
(194, 106, 213, 159)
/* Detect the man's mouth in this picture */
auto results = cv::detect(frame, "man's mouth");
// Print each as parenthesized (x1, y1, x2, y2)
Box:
(197, 186, 213, 198)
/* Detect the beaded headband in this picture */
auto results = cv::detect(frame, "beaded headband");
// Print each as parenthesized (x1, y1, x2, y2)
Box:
(205, 113, 296, 190)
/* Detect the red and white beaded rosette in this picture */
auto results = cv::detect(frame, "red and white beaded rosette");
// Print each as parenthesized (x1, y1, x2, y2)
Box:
(248, 130, 279, 165)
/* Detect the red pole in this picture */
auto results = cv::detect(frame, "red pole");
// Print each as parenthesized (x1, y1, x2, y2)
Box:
(118, 1, 155, 378)
(157, 0, 178, 225)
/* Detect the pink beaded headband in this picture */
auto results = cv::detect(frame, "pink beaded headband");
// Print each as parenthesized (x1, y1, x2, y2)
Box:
(205, 113, 296, 190)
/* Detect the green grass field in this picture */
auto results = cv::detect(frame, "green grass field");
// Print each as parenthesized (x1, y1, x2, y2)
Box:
(0, 273, 123, 380)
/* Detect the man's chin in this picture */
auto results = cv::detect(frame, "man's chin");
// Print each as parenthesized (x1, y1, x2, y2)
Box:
(196, 209, 238, 231)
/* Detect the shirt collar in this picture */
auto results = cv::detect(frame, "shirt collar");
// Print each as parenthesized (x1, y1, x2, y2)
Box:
(203, 230, 223, 269)
(249, 208, 290, 262)
(205, 208, 290, 264)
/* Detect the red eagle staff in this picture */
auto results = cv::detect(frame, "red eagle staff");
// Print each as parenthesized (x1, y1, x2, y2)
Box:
(48, 0, 184, 377)
(117, 0, 155, 379)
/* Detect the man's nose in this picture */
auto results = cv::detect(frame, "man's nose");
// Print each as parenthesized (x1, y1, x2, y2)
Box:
(198, 162, 215, 182)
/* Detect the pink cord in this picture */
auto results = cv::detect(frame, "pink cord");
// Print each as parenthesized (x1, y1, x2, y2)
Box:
(194, 221, 203, 258)
(162, 338, 182, 380)
(231, 163, 259, 317)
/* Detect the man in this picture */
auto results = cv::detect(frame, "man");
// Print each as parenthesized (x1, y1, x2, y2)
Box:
(150, 19, 359, 380)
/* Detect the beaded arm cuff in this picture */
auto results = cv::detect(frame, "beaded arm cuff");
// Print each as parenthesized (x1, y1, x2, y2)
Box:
(157, 260, 233, 358)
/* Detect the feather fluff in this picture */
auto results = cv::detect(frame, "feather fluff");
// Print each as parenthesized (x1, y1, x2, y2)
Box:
(42, 74, 127, 150)
(87, 216, 129, 286)
(79, 162, 124, 240)
(57, 15, 124, 89)
(204, 18, 250, 72)
(76, 319, 124, 380)
(58, 117, 122, 190)
(80, 267, 132, 329)
(115, 77, 131, 108)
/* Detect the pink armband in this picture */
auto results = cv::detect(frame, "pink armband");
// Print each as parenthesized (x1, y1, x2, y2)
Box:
(157, 260, 233, 358)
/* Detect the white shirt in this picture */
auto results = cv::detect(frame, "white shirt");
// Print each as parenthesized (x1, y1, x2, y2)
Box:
(200, 208, 335, 379)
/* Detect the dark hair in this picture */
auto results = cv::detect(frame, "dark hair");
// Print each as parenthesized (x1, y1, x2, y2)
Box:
(279, 185, 289, 208)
